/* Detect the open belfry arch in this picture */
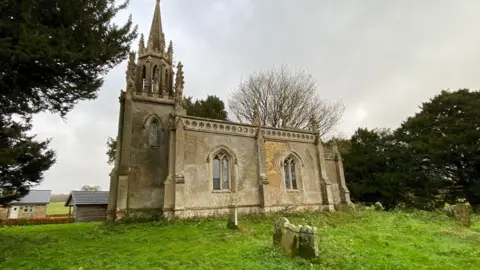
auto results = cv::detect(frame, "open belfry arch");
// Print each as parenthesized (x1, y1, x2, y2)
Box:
(107, 0, 351, 221)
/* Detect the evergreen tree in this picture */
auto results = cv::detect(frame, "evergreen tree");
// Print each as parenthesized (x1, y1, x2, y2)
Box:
(184, 95, 228, 120)
(343, 89, 480, 210)
(106, 137, 117, 165)
(0, 0, 137, 205)
(0, 0, 137, 117)
(342, 128, 408, 210)
(396, 89, 480, 209)
(0, 115, 55, 206)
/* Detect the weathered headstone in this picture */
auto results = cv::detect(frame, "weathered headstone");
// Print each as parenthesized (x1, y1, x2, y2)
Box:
(453, 203, 471, 227)
(445, 204, 455, 218)
(227, 206, 238, 230)
(281, 223, 299, 257)
(374, 202, 384, 211)
(273, 217, 289, 245)
(298, 225, 319, 259)
(273, 217, 319, 259)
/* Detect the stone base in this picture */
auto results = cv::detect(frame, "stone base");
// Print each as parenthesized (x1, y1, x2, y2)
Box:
(116, 203, 334, 221)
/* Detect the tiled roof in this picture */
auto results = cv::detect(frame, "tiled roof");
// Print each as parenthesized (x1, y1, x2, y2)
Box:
(13, 190, 51, 205)
(66, 191, 109, 206)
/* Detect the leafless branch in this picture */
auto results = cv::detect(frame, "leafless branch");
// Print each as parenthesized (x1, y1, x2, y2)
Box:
(228, 65, 345, 137)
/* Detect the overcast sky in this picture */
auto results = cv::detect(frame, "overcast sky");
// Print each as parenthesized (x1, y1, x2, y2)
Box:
(33, 0, 480, 194)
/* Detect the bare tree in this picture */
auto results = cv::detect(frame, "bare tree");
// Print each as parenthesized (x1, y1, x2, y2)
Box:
(81, 185, 101, 192)
(228, 65, 345, 137)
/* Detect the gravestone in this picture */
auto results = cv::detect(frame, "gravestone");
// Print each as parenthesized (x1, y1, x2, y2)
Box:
(281, 223, 299, 257)
(298, 225, 319, 259)
(227, 206, 238, 229)
(273, 217, 289, 245)
(273, 217, 319, 259)
(453, 203, 471, 227)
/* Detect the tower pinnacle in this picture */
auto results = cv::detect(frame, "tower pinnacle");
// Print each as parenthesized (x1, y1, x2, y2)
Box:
(147, 0, 165, 53)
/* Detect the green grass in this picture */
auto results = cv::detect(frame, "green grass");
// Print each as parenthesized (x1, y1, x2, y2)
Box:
(47, 202, 69, 215)
(0, 209, 479, 270)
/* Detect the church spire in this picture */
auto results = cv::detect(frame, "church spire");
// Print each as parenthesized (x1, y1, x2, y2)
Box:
(147, 0, 165, 53)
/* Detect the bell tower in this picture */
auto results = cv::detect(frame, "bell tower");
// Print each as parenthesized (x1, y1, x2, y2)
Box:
(107, 0, 185, 221)
(134, 0, 176, 101)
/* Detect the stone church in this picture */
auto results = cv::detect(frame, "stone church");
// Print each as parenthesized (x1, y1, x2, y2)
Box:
(107, 0, 351, 221)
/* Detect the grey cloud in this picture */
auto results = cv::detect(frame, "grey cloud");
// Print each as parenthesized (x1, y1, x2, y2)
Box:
(35, 0, 480, 192)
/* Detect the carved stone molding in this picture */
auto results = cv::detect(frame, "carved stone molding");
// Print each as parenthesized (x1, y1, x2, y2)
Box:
(260, 174, 269, 185)
(262, 128, 317, 143)
(175, 174, 185, 184)
(182, 118, 257, 137)
(323, 149, 336, 160)
(132, 92, 175, 105)
(180, 117, 318, 143)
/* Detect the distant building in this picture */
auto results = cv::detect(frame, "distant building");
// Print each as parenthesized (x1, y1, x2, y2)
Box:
(65, 191, 109, 222)
(0, 190, 51, 220)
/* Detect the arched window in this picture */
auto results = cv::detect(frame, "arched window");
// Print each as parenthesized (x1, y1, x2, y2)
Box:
(283, 156, 297, 190)
(149, 121, 158, 146)
(141, 65, 146, 90)
(152, 65, 158, 92)
(212, 151, 230, 190)
(165, 71, 169, 93)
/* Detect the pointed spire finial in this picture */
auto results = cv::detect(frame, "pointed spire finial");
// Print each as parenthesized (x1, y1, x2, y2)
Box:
(309, 115, 319, 132)
(138, 34, 145, 54)
(126, 51, 137, 92)
(175, 62, 184, 90)
(253, 103, 260, 126)
(332, 139, 339, 152)
(175, 61, 185, 109)
(147, 0, 164, 53)
(167, 40, 173, 60)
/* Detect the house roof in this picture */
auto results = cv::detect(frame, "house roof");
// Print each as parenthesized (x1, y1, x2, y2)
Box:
(11, 190, 51, 205)
(65, 191, 109, 206)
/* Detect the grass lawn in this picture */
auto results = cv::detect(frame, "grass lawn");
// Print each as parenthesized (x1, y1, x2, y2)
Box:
(47, 202, 70, 215)
(0, 209, 479, 270)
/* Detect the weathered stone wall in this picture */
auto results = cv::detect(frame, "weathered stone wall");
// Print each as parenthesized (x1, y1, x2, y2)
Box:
(181, 130, 260, 211)
(110, 104, 351, 219)
(325, 159, 341, 205)
(126, 100, 174, 211)
(264, 141, 322, 208)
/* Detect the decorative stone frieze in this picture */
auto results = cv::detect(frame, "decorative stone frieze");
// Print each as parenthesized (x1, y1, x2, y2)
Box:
(181, 116, 318, 142)
(181, 117, 257, 137)
(262, 128, 317, 143)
